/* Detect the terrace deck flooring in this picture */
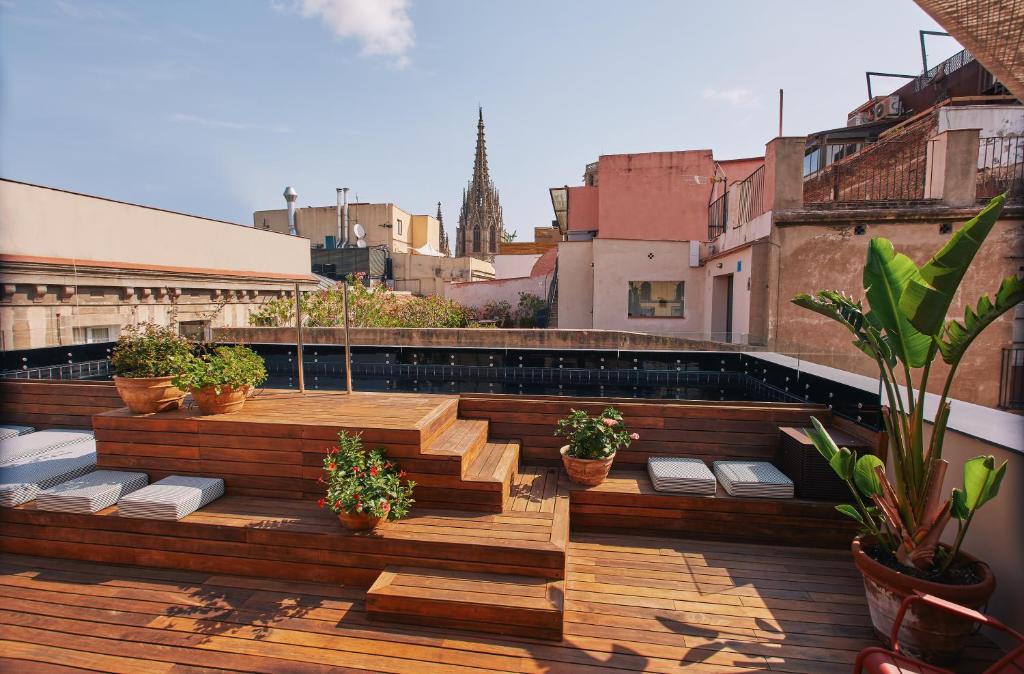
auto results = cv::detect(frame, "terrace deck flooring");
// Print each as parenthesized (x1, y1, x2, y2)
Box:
(0, 537, 1002, 674)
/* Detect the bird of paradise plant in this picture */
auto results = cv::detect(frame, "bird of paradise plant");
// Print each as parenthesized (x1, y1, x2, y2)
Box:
(793, 194, 1020, 576)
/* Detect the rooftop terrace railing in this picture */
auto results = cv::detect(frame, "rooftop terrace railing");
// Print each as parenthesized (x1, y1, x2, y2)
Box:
(0, 358, 111, 381)
(804, 133, 937, 203)
(707, 191, 728, 240)
(736, 165, 766, 225)
(977, 135, 1024, 200)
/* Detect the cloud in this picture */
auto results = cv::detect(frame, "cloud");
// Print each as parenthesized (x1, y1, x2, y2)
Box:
(169, 113, 293, 134)
(701, 87, 761, 108)
(278, 0, 414, 67)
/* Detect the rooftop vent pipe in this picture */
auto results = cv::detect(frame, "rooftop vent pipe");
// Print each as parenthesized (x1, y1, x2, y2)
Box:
(284, 186, 298, 236)
(337, 187, 349, 248)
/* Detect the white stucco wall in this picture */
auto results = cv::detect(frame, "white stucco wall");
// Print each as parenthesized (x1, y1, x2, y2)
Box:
(590, 239, 705, 338)
(702, 247, 753, 344)
(493, 254, 541, 279)
(555, 241, 594, 329)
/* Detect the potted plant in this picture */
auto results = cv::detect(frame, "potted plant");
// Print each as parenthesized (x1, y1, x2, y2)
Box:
(556, 407, 638, 486)
(111, 323, 193, 414)
(793, 194, 1020, 664)
(318, 431, 415, 531)
(173, 345, 267, 415)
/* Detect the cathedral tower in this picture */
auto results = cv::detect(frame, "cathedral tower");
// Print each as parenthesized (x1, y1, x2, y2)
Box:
(456, 108, 505, 259)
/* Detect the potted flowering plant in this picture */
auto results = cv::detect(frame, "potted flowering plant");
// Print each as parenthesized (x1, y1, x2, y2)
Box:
(793, 194, 1020, 663)
(318, 431, 415, 531)
(173, 345, 266, 415)
(111, 323, 193, 414)
(556, 407, 638, 486)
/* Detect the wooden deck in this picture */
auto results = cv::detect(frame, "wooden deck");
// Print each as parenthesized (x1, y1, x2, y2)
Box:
(0, 537, 1002, 673)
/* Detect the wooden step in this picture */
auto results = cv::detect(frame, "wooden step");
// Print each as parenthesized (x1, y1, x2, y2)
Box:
(366, 566, 564, 640)
(413, 440, 519, 512)
(419, 419, 489, 476)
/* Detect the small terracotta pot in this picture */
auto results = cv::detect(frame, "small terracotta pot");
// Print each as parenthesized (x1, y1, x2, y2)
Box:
(561, 445, 615, 486)
(114, 375, 186, 414)
(191, 385, 251, 415)
(338, 511, 383, 531)
(852, 536, 996, 664)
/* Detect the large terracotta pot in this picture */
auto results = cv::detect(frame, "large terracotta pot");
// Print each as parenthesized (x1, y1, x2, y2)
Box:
(114, 375, 185, 414)
(852, 536, 995, 664)
(191, 385, 251, 415)
(338, 511, 383, 531)
(561, 445, 615, 486)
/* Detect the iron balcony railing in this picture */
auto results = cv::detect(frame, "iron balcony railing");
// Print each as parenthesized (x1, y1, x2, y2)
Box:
(1000, 346, 1024, 410)
(978, 135, 1024, 200)
(0, 358, 112, 381)
(736, 165, 766, 225)
(804, 133, 936, 203)
(707, 192, 728, 239)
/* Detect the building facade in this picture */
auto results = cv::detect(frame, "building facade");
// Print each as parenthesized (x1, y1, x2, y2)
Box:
(0, 180, 313, 350)
(456, 108, 506, 260)
(254, 202, 438, 254)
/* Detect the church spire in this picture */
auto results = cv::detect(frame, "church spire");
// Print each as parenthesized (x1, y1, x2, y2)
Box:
(437, 201, 451, 256)
(456, 107, 505, 260)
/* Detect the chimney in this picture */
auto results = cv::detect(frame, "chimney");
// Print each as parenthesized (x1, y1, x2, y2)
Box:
(338, 187, 350, 247)
(283, 186, 298, 236)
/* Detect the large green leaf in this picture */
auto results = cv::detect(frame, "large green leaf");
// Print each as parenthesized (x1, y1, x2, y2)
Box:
(939, 275, 1024, 365)
(806, 417, 839, 463)
(830, 447, 855, 481)
(962, 455, 1007, 510)
(791, 291, 893, 366)
(853, 455, 885, 497)
(950, 488, 969, 521)
(835, 504, 865, 526)
(863, 238, 933, 367)
(900, 195, 1006, 337)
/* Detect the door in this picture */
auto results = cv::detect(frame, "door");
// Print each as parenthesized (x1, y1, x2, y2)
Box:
(725, 274, 734, 344)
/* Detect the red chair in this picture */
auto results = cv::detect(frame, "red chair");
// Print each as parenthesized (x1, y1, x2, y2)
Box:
(854, 592, 1024, 673)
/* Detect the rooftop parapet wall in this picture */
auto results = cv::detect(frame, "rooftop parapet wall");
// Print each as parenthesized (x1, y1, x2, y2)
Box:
(1, 180, 311, 281)
(213, 326, 752, 352)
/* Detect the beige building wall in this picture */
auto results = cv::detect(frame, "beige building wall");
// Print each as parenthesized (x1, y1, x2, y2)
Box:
(555, 241, 594, 329)
(255, 203, 437, 254)
(0, 180, 312, 351)
(589, 239, 705, 337)
(701, 246, 754, 344)
(772, 218, 1023, 408)
(409, 214, 440, 250)
(392, 253, 493, 296)
(2, 180, 310, 277)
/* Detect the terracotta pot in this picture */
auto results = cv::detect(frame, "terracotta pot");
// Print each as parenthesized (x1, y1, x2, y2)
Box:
(852, 536, 996, 664)
(561, 445, 615, 486)
(338, 511, 383, 531)
(191, 385, 251, 415)
(114, 375, 185, 414)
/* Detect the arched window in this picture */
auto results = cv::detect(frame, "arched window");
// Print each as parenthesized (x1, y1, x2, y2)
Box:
(488, 226, 497, 252)
(472, 226, 481, 252)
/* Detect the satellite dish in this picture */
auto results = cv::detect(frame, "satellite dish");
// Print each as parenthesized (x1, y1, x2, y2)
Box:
(356, 239, 368, 248)
(353, 223, 366, 238)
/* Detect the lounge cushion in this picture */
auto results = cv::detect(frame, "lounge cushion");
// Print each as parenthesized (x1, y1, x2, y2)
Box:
(36, 470, 148, 514)
(0, 441, 97, 507)
(117, 476, 224, 520)
(0, 430, 94, 466)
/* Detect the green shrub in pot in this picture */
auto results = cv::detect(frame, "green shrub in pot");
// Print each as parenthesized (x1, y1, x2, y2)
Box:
(792, 194, 1020, 663)
(110, 323, 193, 414)
(173, 345, 267, 415)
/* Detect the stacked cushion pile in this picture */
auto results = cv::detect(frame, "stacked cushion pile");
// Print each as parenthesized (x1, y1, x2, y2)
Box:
(647, 457, 717, 495)
(36, 470, 148, 514)
(117, 476, 224, 520)
(713, 460, 794, 499)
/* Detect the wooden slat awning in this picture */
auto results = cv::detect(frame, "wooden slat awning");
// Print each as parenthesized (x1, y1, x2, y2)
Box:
(914, 0, 1024, 102)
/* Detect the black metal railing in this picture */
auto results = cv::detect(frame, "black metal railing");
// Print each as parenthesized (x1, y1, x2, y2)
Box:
(1000, 346, 1024, 409)
(708, 192, 728, 239)
(978, 135, 1024, 200)
(736, 165, 766, 224)
(805, 133, 936, 203)
(913, 49, 975, 93)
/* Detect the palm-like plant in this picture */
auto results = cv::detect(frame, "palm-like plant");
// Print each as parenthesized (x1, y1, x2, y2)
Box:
(793, 194, 1021, 574)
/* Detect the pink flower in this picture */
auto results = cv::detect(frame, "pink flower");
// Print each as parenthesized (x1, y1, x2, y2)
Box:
(602, 418, 618, 427)
(317, 498, 325, 508)
(370, 466, 379, 477)
(381, 501, 391, 514)
(630, 433, 640, 440)
(328, 461, 337, 471)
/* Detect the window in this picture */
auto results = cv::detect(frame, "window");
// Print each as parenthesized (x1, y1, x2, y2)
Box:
(73, 325, 119, 344)
(396, 218, 403, 236)
(627, 281, 684, 318)
(488, 226, 497, 252)
(472, 226, 481, 252)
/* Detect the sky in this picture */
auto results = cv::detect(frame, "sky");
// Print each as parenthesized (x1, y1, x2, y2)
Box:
(0, 0, 963, 241)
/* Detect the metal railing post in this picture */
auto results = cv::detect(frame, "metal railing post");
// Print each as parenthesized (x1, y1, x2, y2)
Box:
(343, 280, 353, 394)
(295, 283, 305, 393)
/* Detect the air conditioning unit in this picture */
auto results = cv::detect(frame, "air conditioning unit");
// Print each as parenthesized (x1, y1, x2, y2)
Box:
(689, 240, 701, 268)
(872, 95, 902, 120)
(847, 112, 871, 127)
